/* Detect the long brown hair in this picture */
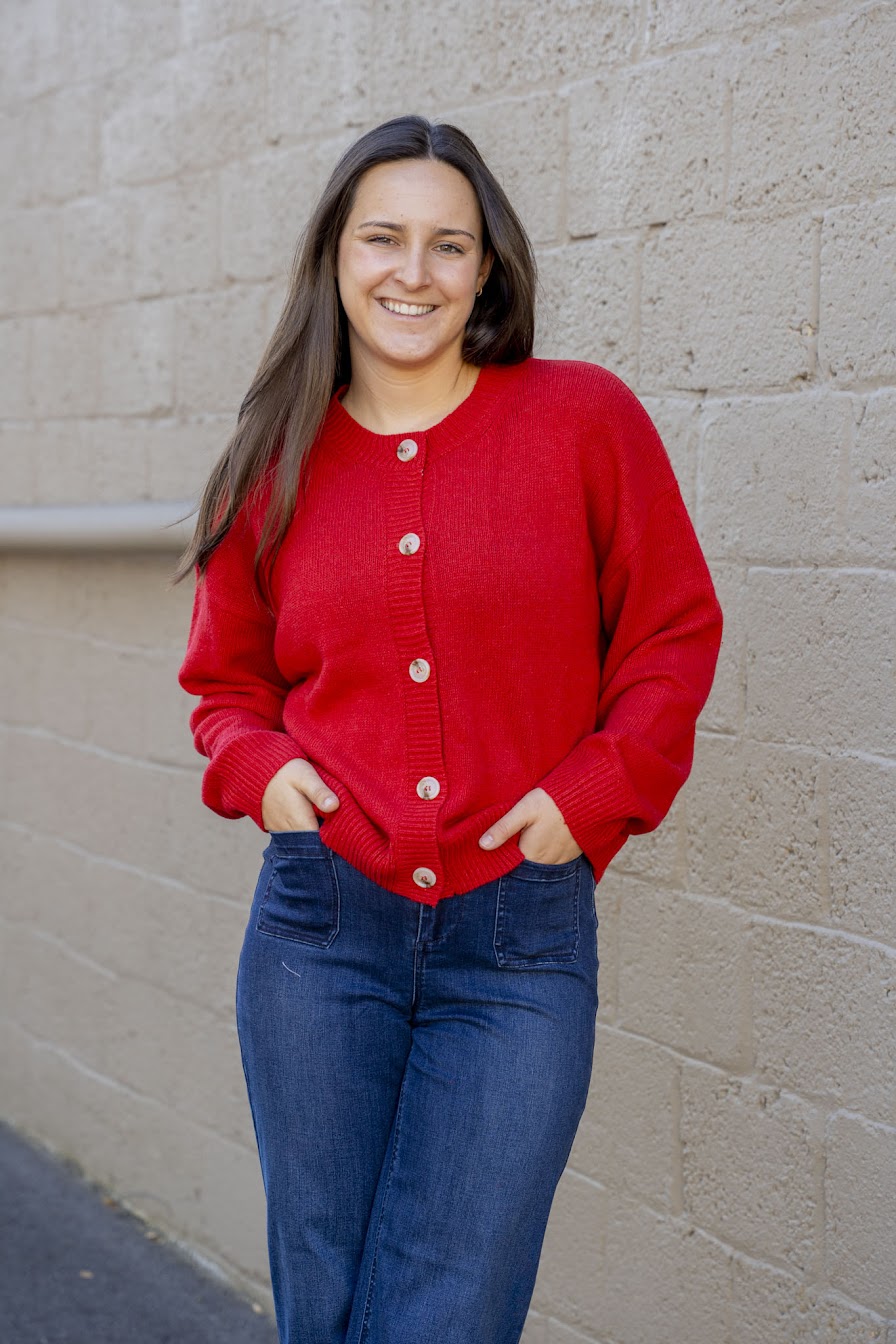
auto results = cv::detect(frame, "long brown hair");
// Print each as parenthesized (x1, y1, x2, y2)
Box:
(171, 114, 538, 589)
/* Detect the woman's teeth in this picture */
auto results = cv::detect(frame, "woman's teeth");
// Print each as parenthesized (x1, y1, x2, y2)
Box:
(379, 299, 436, 316)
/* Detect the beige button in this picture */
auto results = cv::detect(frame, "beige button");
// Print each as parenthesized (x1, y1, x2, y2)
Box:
(398, 532, 421, 555)
(409, 658, 430, 682)
(397, 438, 418, 461)
(417, 776, 440, 799)
(413, 866, 437, 888)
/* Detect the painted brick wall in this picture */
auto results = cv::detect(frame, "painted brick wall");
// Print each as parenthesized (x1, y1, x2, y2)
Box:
(1, 2, 894, 1338)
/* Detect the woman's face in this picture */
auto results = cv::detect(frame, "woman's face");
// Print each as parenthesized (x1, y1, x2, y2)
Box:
(336, 157, 493, 373)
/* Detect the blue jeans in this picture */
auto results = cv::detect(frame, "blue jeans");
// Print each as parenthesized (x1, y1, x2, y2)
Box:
(235, 830, 599, 1344)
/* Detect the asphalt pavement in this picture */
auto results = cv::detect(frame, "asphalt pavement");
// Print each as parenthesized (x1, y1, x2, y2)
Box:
(0, 1119, 278, 1343)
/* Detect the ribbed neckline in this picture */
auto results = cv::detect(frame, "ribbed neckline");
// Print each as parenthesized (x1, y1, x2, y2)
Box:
(320, 359, 527, 466)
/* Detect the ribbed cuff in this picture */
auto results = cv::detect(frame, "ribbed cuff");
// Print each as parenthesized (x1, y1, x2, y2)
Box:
(203, 732, 306, 831)
(536, 743, 631, 882)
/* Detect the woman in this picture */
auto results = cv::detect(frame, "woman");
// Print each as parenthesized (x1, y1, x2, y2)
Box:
(176, 115, 723, 1344)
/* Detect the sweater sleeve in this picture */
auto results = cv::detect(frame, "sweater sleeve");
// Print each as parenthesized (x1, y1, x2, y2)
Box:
(177, 499, 304, 830)
(535, 368, 724, 883)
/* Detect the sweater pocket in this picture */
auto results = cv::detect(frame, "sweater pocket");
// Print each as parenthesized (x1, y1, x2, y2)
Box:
(256, 831, 340, 947)
(493, 856, 586, 969)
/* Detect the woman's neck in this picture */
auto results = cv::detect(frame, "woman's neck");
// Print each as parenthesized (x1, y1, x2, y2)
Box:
(339, 354, 479, 435)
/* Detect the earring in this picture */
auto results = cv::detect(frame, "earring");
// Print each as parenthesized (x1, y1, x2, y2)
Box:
(476, 286, 483, 297)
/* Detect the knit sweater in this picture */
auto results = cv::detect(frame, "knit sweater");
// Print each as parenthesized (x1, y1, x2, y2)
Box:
(178, 357, 724, 906)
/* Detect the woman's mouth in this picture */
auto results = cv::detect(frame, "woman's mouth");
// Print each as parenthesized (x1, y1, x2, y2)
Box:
(377, 298, 437, 317)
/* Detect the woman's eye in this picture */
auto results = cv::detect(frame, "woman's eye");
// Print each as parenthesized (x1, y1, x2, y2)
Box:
(437, 243, 464, 254)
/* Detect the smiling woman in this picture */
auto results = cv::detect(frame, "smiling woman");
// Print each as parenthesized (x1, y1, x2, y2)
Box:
(334, 160, 492, 424)
(174, 114, 723, 1344)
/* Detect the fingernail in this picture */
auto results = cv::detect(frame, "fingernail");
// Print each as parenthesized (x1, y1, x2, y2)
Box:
(323, 795, 337, 808)
(480, 833, 494, 848)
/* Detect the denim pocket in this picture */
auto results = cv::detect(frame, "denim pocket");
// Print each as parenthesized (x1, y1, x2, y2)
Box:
(493, 854, 583, 969)
(256, 830, 340, 948)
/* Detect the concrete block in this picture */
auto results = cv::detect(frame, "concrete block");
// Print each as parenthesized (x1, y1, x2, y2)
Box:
(570, 1025, 680, 1211)
(568, 50, 727, 235)
(176, 31, 267, 174)
(58, 0, 178, 85)
(646, 0, 830, 48)
(519, 1310, 546, 1344)
(695, 563, 744, 735)
(0, 554, 191, 650)
(30, 312, 102, 417)
(700, 394, 851, 563)
(497, 0, 637, 88)
(610, 786, 684, 888)
(61, 193, 132, 308)
(2, 827, 247, 1021)
(132, 173, 220, 299)
(681, 1062, 820, 1272)
(219, 145, 325, 284)
(71, 415, 151, 503)
(174, 286, 271, 415)
(730, 8, 896, 211)
(731, 1255, 888, 1343)
(534, 239, 638, 385)
(0, 622, 92, 739)
(3, 721, 262, 902)
(600, 1196, 732, 1344)
(829, 755, 896, 946)
(0, 0, 62, 104)
(820, 198, 896, 386)
(684, 735, 826, 922)
(180, 0, 267, 45)
(1, 911, 252, 1148)
(16, 83, 99, 206)
(0, 318, 32, 419)
(0, 1017, 270, 1282)
(745, 570, 895, 756)
(752, 922, 896, 1126)
(100, 299, 175, 416)
(641, 215, 815, 393)
(268, 6, 367, 142)
(542, 1318, 596, 1344)
(145, 414, 227, 500)
(366, 0, 498, 114)
(826, 1112, 896, 1318)
(0, 423, 38, 506)
(617, 885, 751, 1070)
(101, 59, 180, 186)
(444, 96, 567, 248)
(848, 391, 896, 567)
(79, 642, 195, 767)
(31, 419, 121, 504)
(0, 207, 60, 314)
(531, 1169, 606, 1332)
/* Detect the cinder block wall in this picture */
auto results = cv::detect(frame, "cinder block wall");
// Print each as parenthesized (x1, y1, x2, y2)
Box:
(1, 2, 894, 1339)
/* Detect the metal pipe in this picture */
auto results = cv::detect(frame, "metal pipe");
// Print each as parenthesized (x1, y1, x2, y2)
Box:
(0, 500, 197, 552)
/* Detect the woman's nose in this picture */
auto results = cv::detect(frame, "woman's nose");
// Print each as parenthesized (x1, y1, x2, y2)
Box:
(393, 246, 430, 288)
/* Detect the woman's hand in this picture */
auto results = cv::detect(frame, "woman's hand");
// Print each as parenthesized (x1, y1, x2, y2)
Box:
(478, 787, 583, 864)
(261, 759, 340, 833)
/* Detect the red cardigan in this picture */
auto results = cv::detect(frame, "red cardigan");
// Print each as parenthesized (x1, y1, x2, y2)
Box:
(178, 357, 723, 905)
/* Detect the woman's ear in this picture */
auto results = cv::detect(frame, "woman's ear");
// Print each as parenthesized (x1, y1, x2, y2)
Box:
(478, 248, 494, 290)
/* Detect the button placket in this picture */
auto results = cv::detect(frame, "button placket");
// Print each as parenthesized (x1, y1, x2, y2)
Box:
(386, 436, 445, 891)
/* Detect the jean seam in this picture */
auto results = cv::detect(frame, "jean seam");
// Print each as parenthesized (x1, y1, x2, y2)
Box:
(353, 1061, 412, 1344)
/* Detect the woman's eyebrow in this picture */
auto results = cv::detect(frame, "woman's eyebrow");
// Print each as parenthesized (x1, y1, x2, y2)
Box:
(356, 219, 477, 241)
